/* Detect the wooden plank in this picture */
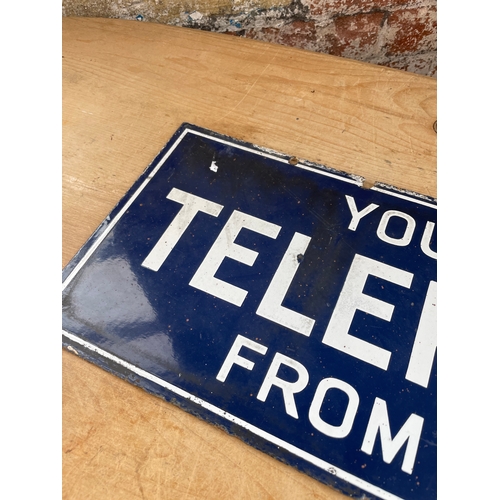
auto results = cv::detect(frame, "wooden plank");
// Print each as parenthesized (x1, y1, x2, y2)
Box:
(62, 17, 436, 500)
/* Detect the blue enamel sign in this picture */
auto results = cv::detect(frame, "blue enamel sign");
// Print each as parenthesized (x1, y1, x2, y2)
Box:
(62, 124, 436, 500)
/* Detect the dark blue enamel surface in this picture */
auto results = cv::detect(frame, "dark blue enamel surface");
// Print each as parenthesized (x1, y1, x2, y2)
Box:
(62, 124, 437, 500)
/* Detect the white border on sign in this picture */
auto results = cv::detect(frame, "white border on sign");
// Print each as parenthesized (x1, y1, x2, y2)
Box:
(62, 330, 403, 500)
(62, 127, 437, 292)
(62, 126, 436, 500)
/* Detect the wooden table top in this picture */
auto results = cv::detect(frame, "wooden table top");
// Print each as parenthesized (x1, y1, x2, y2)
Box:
(63, 16, 436, 500)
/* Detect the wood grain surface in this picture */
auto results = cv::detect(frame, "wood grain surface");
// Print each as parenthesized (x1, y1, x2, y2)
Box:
(62, 17, 436, 500)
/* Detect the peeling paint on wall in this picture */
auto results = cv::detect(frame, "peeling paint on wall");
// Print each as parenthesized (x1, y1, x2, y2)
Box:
(62, 0, 437, 77)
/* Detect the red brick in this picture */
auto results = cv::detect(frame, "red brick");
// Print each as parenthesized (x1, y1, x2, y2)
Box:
(245, 27, 279, 42)
(383, 52, 437, 77)
(305, 0, 410, 17)
(325, 12, 385, 57)
(246, 21, 318, 51)
(279, 21, 317, 47)
(386, 6, 437, 54)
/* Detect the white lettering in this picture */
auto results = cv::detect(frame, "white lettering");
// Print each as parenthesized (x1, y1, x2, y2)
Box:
(142, 188, 224, 272)
(345, 195, 379, 231)
(257, 353, 309, 419)
(376, 210, 416, 247)
(189, 210, 281, 306)
(361, 397, 424, 474)
(406, 280, 437, 388)
(308, 378, 359, 438)
(420, 221, 437, 259)
(322, 254, 413, 370)
(256, 232, 315, 336)
(216, 334, 268, 382)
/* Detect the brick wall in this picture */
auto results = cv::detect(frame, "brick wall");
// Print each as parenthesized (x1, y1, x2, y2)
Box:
(62, 0, 437, 77)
